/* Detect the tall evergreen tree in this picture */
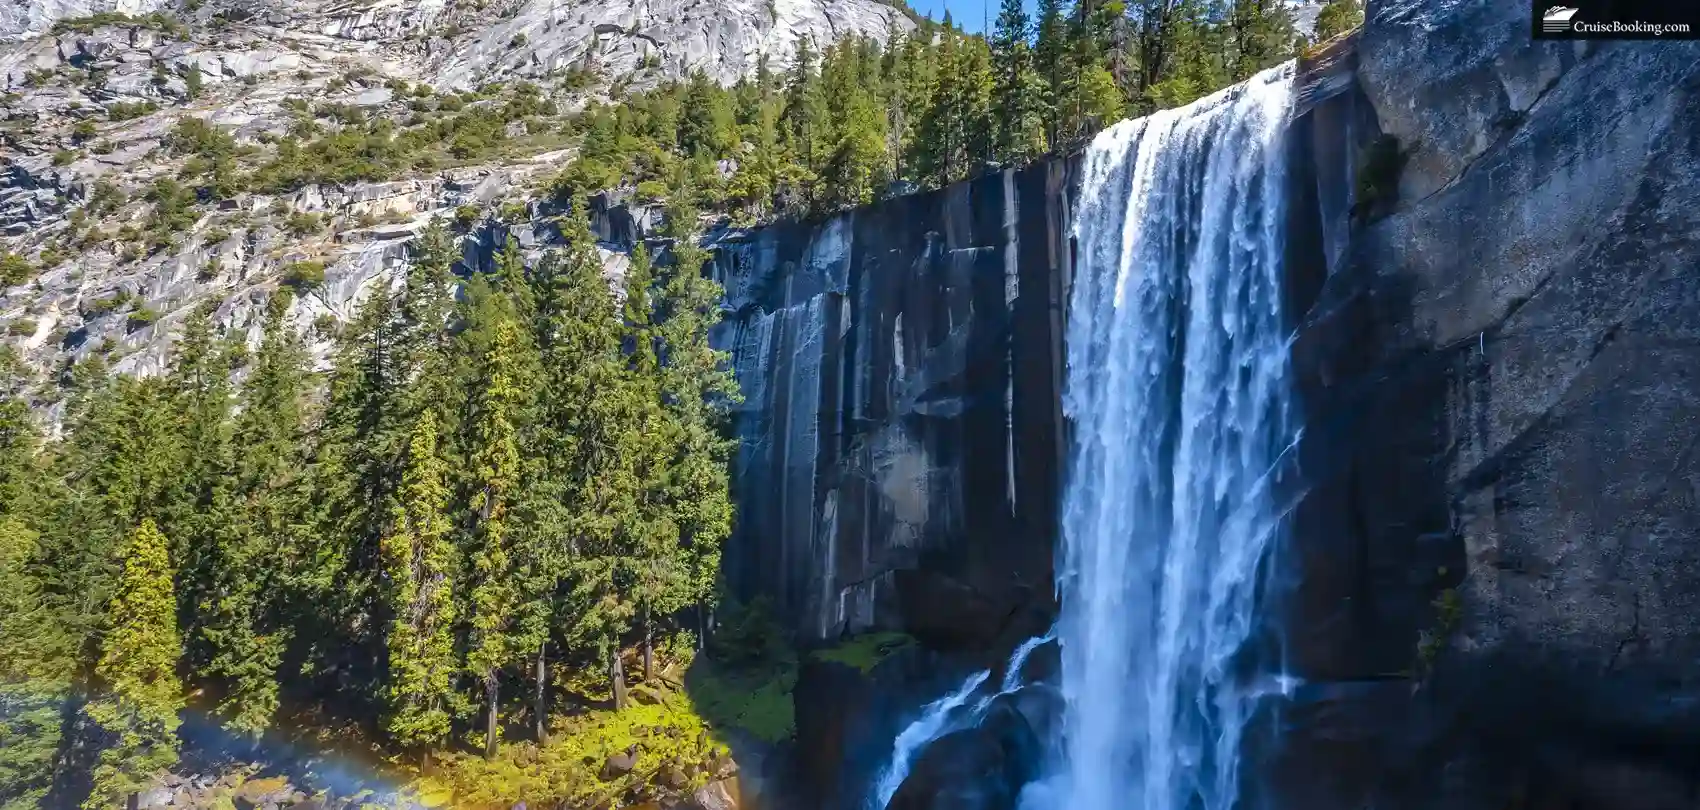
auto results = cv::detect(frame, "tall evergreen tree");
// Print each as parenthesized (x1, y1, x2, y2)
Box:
(83, 519, 183, 810)
(203, 293, 307, 739)
(991, 0, 1047, 164)
(381, 410, 457, 753)
(1311, 0, 1363, 42)
(0, 516, 70, 810)
(459, 294, 531, 757)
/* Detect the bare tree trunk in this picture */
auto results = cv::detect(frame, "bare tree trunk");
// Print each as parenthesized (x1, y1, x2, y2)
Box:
(642, 607, 654, 683)
(697, 600, 707, 651)
(534, 641, 549, 745)
(483, 675, 499, 759)
(611, 648, 628, 711)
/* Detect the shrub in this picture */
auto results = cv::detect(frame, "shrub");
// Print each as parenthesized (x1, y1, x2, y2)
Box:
(82, 290, 132, 317)
(312, 313, 337, 335)
(71, 120, 97, 143)
(6, 319, 36, 337)
(635, 180, 669, 203)
(454, 204, 482, 230)
(508, 32, 528, 48)
(0, 254, 34, 286)
(52, 150, 77, 166)
(165, 116, 236, 157)
(1351, 134, 1405, 224)
(127, 306, 160, 331)
(285, 211, 322, 236)
(106, 100, 159, 121)
(281, 260, 326, 290)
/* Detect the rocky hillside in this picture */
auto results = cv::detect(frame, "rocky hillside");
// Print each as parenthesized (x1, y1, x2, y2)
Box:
(0, 0, 910, 391)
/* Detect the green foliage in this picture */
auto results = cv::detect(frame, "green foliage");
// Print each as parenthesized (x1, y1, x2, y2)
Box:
(126, 306, 160, 331)
(813, 632, 914, 673)
(0, 254, 33, 287)
(685, 659, 796, 743)
(707, 596, 787, 669)
(1352, 134, 1405, 223)
(455, 204, 482, 230)
(1313, 0, 1364, 43)
(71, 119, 97, 143)
(52, 11, 186, 37)
(145, 177, 200, 241)
(1416, 587, 1463, 673)
(285, 211, 323, 236)
(166, 116, 237, 158)
(382, 411, 458, 750)
(84, 519, 184, 810)
(281, 260, 326, 290)
(52, 150, 77, 166)
(106, 100, 159, 121)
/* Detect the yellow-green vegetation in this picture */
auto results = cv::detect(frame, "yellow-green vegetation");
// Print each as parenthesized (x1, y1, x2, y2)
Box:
(685, 657, 798, 743)
(1416, 587, 1464, 674)
(428, 677, 730, 810)
(813, 632, 915, 673)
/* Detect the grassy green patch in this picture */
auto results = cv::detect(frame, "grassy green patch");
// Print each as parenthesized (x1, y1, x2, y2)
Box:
(430, 688, 728, 810)
(812, 632, 914, 673)
(684, 658, 796, 743)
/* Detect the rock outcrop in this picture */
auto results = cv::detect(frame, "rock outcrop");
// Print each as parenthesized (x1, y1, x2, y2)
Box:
(712, 161, 1071, 646)
(1273, 1, 1700, 808)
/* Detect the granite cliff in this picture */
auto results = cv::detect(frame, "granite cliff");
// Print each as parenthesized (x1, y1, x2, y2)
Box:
(706, 1, 1700, 808)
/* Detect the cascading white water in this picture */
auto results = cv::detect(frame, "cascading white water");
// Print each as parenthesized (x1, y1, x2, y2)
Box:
(871, 632, 1055, 808)
(1041, 62, 1300, 810)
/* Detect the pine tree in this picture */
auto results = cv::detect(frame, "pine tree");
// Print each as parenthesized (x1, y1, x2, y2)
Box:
(459, 292, 531, 757)
(84, 519, 183, 810)
(650, 206, 740, 663)
(164, 305, 243, 702)
(205, 293, 307, 739)
(1034, 0, 1069, 148)
(1311, 0, 1363, 42)
(991, 0, 1047, 164)
(780, 35, 829, 203)
(1228, 0, 1296, 81)
(679, 69, 736, 159)
(0, 516, 71, 810)
(309, 285, 414, 700)
(381, 410, 457, 752)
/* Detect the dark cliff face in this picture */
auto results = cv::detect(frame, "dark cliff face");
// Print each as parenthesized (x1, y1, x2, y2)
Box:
(719, 0, 1700, 806)
(710, 162, 1076, 649)
(1274, 1, 1700, 808)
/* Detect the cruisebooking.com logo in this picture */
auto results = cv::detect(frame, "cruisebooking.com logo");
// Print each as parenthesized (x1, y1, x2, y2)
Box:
(1535, 3, 1699, 39)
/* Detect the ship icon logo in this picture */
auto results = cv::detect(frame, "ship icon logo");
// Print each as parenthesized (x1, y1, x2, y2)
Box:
(1542, 5, 1580, 32)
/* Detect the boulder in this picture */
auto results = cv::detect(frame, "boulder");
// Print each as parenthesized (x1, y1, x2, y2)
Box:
(688, 779, 739, 810)
(601, 745, 641, 780)
(885, 696, 1040, 810)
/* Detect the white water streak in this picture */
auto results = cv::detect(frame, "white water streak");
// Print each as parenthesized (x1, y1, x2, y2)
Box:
(1043, 62, 1299, 810)
(871, 631, 1055, 808)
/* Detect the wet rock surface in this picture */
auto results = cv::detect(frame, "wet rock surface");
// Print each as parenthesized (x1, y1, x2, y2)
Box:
(713, 161, 1074, 645)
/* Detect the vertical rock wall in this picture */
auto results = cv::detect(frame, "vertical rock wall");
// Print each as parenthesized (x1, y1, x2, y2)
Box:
(1273, 2, 1700, 809)
(712, 161, 1077, 646)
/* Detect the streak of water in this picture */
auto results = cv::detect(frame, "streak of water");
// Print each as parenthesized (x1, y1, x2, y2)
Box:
(1040, 62, 1299, 810)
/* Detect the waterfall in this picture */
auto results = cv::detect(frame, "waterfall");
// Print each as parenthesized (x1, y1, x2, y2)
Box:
(1043, 62, 1300, 810)
(869, 670, 991, 808)
(870, 632, 1055, 808)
